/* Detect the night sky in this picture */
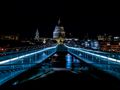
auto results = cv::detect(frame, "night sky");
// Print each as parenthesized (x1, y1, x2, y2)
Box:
(1, 1, 120, 39)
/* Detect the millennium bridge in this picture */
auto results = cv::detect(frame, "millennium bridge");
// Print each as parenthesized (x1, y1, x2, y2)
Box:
(0, 44, 120, 88)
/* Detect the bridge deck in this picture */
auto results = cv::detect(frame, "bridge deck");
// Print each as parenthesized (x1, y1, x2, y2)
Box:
(0, 44, 120, 89)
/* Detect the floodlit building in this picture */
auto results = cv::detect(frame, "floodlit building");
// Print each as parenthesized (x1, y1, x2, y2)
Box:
(34, 29, 40, 41)
(53, 18, 65, 44)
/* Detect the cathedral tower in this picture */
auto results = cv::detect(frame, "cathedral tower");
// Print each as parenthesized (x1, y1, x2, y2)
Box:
(34, 29, 40, 41)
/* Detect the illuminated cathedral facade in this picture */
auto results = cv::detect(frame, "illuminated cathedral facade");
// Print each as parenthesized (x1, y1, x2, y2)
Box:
(53, 18, 65, 44)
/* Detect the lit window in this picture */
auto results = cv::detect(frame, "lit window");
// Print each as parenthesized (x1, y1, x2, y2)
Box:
(107, 43, 110, 46)
(119, 42, 120, 46)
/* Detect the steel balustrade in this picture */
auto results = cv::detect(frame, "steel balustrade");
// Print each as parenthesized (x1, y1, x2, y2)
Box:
(0, 45, 57, 85)
(0, 44, 120, 86)
(65, 45, 120, 79)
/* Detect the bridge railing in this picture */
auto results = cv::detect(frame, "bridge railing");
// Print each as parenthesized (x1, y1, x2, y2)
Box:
(65, 43, 120, 60)
(0, 45, 57, 85)
(65, 45, 120, 79)
(78, 48, 120, 60)
(0, 44, 57, 61)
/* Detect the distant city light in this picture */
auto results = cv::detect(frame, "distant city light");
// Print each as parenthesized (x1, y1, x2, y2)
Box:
(107, 43, 110, 46)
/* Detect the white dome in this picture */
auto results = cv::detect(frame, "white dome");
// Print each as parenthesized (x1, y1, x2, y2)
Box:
(53, 25, 65, 39)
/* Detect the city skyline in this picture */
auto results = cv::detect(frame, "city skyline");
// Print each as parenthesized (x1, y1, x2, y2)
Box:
(0, 1, 120, 89)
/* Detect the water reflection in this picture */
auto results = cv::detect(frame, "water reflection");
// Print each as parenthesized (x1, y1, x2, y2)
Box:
(73, 57, 80, 63)
(65, 53, 88, 73)
(65, 53, 81, 70)
(72, 57, 81, 73)
(65, 54, 72, 69)
(51, 53, 89, 72)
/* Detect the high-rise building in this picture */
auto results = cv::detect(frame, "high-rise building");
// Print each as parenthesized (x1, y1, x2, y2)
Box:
(53, 18, 65, 44)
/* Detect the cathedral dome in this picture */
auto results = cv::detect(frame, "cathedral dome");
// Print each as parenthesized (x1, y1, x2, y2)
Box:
(53, 18, 65, 39)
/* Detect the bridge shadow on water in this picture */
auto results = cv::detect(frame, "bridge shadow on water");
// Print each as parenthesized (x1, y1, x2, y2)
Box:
(0, 52, 120, 90)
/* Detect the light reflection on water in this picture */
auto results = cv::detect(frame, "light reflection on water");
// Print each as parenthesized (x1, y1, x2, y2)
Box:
(73, 57, 80, 63)
(65, 54, 72, 69)
(65, 53, 88, 72)
(65, 53, 81, 69)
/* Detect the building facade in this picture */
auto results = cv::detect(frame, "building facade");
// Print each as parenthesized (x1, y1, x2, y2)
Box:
(53, 18, 65, 44)
(100, 41, 120, 52)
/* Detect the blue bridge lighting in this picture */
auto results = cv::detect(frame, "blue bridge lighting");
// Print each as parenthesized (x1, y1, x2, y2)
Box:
(0, 44, 120, 86)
